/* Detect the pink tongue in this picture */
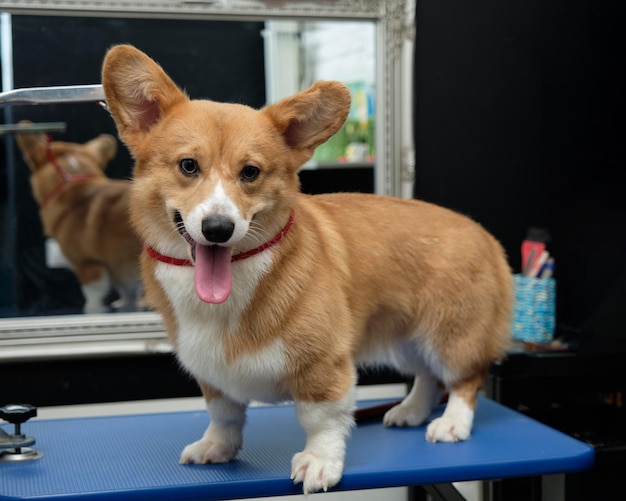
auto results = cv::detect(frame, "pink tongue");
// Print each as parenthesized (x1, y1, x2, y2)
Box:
(193, 245, 233, 304)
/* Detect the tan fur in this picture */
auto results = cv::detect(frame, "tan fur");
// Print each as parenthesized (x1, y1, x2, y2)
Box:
(15, 123, 142, 312)
(102, 44, 514, 493)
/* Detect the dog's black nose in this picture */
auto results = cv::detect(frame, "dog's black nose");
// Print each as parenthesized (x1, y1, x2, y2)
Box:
(201, 215, 235, 243)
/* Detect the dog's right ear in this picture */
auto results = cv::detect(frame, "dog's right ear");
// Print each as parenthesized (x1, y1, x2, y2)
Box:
(14, 121, 48, 171)
(85, 134, 118, 169)
(101, 45, 187, 151)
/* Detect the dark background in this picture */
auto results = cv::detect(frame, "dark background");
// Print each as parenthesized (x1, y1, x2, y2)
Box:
(413, 0, 625, 344)
(412, 2, 625, 498)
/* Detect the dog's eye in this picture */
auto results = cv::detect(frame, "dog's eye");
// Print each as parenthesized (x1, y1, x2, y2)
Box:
(240, 165, 260, 183)
(179, 158, 199, 177)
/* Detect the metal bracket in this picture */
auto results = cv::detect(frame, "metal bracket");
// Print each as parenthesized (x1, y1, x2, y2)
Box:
(0, 84, 104, 107)
(0, 404, 43, 462)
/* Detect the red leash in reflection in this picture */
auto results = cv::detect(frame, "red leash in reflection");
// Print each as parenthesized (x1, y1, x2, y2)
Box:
(40, 134, 95, 208)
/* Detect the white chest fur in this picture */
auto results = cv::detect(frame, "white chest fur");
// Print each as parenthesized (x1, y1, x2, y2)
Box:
(154, 251, 288, 404)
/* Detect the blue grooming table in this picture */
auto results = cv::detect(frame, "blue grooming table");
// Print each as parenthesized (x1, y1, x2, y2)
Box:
(0, 397, 593, 500)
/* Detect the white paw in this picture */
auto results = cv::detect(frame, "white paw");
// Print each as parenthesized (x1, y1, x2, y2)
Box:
(383, 402, 430, 427)
(291, 451, 344, 494)
(425, 416, 471, 443)
(179, 438, 239, 464)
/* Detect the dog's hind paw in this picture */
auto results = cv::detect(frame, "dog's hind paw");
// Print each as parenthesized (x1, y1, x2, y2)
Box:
(425, 393, 475, 443)
(425, 416, 471, 443)
(179, 438, 239, 464)
(291, 451, 343, 494)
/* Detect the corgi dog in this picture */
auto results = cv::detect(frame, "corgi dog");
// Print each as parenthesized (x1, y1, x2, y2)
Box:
(16, 124, 142, 313)
(102, 44, 513, 494)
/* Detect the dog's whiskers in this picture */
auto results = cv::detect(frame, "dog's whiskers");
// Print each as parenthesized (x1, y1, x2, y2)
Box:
(246, 220, 267, 247)
(162, 221, 189, 245)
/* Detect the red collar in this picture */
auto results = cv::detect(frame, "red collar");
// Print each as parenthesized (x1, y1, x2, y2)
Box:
(40, 134, 95, 208)
(146, 210, 296, 267)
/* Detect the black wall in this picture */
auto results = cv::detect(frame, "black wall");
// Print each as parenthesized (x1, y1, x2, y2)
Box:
(413, 0, 625, 339)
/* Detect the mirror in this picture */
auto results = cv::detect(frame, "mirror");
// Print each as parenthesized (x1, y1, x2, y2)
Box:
(0, 0, 414, 361)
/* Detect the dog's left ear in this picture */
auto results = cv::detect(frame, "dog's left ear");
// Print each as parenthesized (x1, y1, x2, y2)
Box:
(14, 121, 48, 171)
(101, 44, 187, 151)
(263, 81, 350, 164)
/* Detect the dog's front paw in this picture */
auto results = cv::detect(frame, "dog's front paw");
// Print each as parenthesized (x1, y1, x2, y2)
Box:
(179, 438, 239, 464)
(425, 416, 471, 443)
(291, 451, 344, 495)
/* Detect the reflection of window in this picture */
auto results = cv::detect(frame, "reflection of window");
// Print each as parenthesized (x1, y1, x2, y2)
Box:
(304, 22, 376, 165)
(264, 21, 376, 166)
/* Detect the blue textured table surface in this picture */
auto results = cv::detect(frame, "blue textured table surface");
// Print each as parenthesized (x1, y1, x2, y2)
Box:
(0, 397, 594, 500)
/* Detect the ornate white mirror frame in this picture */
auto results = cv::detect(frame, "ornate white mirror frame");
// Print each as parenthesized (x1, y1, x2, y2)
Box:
(0, 0, 415, 361)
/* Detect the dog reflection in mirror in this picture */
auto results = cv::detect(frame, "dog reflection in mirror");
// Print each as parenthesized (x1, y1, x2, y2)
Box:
(15, 122, 142, 313)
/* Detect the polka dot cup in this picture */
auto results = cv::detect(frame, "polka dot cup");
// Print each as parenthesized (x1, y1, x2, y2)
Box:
(512, 274, 556, 343)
